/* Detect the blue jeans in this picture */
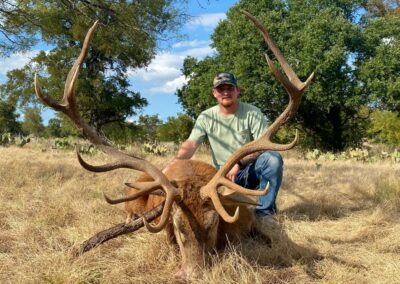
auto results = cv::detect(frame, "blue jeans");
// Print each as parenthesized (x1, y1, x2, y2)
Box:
(234, 151, 283, 217)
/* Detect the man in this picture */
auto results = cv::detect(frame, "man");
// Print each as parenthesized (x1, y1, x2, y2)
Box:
(164, 72, 283, 220)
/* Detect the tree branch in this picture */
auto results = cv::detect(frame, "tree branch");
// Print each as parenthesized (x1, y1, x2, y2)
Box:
(73, 201, 165, 257)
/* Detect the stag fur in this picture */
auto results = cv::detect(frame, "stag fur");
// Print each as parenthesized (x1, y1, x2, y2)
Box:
(124, 159, 271, 278)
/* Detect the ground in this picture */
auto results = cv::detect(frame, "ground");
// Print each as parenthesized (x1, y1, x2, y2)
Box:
(0, 144, 399, 283)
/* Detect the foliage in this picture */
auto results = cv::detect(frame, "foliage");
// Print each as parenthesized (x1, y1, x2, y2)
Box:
(0, 132, 12, 146)
(102, 121, 141, 144)
(142, 142, 168, 156)
(0, 1, 35, 56)
(177, 0, 398, 151)
(0, 99, 21, 134)
(0, 132, 31, 147)
(52, 137, 96, 155)
(0, 0, 188, 131)
(21, 107, 45, 137)
(302, 146, 400, 163)
(15, 135, 31, 148)
(157, 113, 194, 143)
(367, 110, 400, 146)
(44, 117, 77, 138)
(136, 114, 163, 142)
(357, 8, 400, 113)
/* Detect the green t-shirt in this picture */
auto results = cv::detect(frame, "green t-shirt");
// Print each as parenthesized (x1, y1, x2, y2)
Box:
(188, 102, 268, 169)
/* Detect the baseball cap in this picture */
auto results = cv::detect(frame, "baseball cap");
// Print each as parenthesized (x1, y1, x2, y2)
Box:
(213, 72, 238, 88)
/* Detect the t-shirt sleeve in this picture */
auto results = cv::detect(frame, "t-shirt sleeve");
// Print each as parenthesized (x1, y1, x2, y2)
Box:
(250, 109, 268, 140)
(188, 113, 207, 144)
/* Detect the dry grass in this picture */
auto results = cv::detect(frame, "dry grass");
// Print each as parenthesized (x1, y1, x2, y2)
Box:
(1, 145, 399, 284)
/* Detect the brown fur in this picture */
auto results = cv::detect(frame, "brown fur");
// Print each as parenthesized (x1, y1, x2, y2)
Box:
(124, 159, 270, 280)
(124, 160, 217, 223)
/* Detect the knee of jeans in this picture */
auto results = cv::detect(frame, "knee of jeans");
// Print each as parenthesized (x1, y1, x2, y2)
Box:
(257, 151, 283, 171)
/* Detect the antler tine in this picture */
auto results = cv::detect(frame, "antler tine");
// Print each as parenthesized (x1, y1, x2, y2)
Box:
(143, 192, 175, 233)
(63, 21, 99, 106)
(34, 21, 182, 234)
(242, 10, 303, 88)
(200, 11, 314, 223)
(242, 10, 314, 139)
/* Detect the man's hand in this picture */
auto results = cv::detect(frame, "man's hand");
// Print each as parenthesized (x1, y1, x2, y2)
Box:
(162, 158, 179, 174)
(226, 163, 240, 182)
(162, 139, 199, 174)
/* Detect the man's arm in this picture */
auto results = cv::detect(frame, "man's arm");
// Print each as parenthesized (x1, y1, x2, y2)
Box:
(239, 151, 263, 166)
(162, 139, 200, 173)
(226, 151, 264, 182)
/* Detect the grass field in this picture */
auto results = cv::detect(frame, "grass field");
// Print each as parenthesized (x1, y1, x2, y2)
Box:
(1, 144, 400, 283)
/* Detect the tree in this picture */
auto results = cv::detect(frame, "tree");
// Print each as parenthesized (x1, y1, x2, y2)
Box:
(157, 113, 194, 143)
(357, 1, 400, 113)
(102, 121, 141, 144)
(0, 1, 35, 56)
(21, 107, 45, 136)
(0, 1, 188, 131)
(367, 110, 400, 146)
(136, 114, 163, 142)
(177, 0, 371, 151)
(0, 99, 20, 134)
(45, 117, 77, 138)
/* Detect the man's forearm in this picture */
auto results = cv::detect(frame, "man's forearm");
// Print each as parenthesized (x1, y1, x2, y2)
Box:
(163, 140, 199, 173)
(175, 139, 198, 160)
(238, 151, 263, 166)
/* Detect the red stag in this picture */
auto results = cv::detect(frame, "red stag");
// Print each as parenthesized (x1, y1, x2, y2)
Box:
(34, 10, 313, 280)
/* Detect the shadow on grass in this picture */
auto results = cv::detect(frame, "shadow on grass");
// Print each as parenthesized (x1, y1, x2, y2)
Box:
(217, 220, 326, 280)
(282, 183, 377, 221)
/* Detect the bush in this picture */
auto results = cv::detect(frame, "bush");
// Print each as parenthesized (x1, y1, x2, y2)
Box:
(302, 147, 400, 163)
(367, 110, 400, 146)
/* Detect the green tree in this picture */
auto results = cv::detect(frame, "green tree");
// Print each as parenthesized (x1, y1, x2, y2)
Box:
(157, 113, 194, 143)
(177, 0, 370, 151)
(45, 118, 63, 138)
(0, 0, 187, 131)
(102, 120, 141, 144)
(0, 1, 35, 56)
(21, 107, 45, 136)
(0, 99, 20, 134)
(136, 114, 163, 142)
(44, 117, 77, 138)
(357, 2, 400, 113)
(367, 110, 400, 146)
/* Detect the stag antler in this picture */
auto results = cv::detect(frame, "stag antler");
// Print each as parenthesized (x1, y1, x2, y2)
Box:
(34, 21, 180, 233)
(199, 10, 315, 223)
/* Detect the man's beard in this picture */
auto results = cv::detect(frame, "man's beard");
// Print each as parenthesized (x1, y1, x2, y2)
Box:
(220, 98, 234, 108)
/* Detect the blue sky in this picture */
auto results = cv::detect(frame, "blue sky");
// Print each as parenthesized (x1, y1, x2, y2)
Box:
(0, 0, 239, 123)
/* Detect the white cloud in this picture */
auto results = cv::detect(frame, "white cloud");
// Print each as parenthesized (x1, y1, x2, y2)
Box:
(187, 13, 226, 29)
(150, 75, 188, 93)
(125, 13, 226, 96)
(173, 39, 211, 48)
(128, 52, 183, 82)
(182, 45, 215, 58)
(128, 45, 216, 93)
(0, 50, 40, 76)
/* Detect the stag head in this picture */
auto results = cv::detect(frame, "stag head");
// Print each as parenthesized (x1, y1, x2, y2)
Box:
(34, 11, 313, 280)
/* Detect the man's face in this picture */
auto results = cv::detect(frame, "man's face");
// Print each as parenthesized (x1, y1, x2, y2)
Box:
(212, 84, 240, 108)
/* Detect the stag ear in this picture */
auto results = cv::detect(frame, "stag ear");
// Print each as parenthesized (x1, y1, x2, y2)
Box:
(218, 186, 261, 206)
